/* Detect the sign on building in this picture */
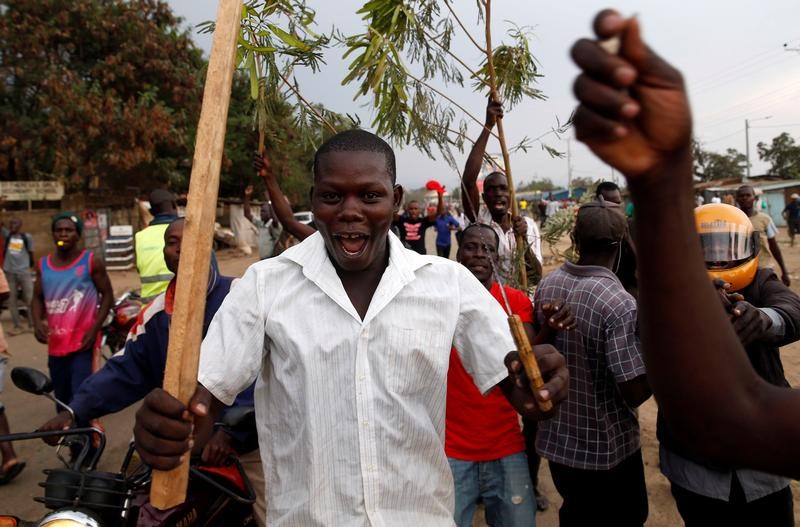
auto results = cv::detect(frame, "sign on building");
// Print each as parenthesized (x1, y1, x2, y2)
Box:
(0, 181, 65, 201)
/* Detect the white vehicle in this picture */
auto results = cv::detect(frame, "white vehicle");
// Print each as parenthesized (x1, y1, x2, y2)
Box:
(293, 211, 314, 225)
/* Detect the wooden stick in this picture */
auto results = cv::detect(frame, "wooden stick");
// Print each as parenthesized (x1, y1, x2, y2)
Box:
(483, 0, 528, 290)
(507, 315, 553, 412)
(149, 0, 241, 510)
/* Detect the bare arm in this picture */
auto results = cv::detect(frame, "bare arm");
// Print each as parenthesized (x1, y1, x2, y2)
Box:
(572, 10, 800, 476)
(32, 264, 48, 344)
(462, 99, 502, 222)
(254, 153, 316, 241)
(426, 191, 445, 222)
(81, 255, 114, 351)
(767, 236, 790, 286)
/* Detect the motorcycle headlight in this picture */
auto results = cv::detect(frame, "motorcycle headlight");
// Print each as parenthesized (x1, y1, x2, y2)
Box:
(38, 510, 101, 527)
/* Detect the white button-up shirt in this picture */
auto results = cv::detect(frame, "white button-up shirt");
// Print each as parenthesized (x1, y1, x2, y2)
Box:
(474, 206, 543, 280)
(198, 231, 514, 526)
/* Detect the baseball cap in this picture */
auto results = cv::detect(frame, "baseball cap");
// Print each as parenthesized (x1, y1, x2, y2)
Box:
(574, 199, 630, 249)
(149, 189, 176, 207)
(791, 193, 799, 200)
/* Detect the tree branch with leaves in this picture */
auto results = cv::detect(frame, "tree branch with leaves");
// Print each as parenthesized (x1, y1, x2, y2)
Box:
(340, 0, 568, 288)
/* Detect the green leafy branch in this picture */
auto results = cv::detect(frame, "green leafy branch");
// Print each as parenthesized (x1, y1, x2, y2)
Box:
(200, 1, 352, 153)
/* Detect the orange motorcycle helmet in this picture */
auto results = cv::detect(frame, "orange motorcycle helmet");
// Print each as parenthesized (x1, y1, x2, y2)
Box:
(695, 203, 760, 291)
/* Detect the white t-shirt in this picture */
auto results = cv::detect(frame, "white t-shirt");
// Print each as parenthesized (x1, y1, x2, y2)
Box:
(198, 231, 514, 526)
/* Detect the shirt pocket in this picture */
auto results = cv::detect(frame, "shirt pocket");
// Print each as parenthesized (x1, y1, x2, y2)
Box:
(386, 326, 449, 397)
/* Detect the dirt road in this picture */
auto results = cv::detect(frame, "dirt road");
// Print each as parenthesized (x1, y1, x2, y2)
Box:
(1, 234, 799, 525)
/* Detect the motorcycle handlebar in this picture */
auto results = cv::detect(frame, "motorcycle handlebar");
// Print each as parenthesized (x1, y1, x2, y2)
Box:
(0, 427, 106, 469)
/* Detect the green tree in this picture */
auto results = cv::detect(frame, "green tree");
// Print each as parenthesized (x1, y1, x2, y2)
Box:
(206, 0, 358, 204)
(757, 132, 800, 179)
(570, 176, 595, 190)
(0, 0, 206, 191)
(692, 140, 746, 181)
(518, 178, 556, 192)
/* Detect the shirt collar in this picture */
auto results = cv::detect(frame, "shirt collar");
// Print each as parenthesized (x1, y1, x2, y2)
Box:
(283, 230, 430, 324)
(150, 213, 178, 226)
(561, 260, 622, 284)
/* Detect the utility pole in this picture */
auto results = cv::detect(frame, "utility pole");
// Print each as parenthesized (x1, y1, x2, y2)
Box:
(745, 119, 750, 180)
(566, 138, 573, 197)
(745, 115, 772, 180)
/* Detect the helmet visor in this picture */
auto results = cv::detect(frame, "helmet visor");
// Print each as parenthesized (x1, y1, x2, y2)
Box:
(699, 226, 759, 269)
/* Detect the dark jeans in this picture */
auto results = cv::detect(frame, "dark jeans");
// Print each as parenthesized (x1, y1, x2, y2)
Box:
(522, 417, 541, 489)
(549, 449, 648, 527)
(670, 476, 794, 527)
(436, 244, 451, 258)
(48, 350, 93, 418)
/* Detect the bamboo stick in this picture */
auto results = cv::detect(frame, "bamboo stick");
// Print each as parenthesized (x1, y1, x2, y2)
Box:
(483, 0, 528, 290)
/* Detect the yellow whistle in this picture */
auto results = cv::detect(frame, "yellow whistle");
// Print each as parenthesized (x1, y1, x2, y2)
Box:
(57, 241, 65, 247)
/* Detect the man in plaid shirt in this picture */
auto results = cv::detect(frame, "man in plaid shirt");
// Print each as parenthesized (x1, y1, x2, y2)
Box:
(534, 200, 651, 527)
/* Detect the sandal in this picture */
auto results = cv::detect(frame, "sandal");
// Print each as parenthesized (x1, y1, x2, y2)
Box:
(0, 460, 26, 485)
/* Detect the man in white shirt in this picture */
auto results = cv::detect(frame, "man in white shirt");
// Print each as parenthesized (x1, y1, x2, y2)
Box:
(461, 99, 543, 285)
(133, 130, 568, 527)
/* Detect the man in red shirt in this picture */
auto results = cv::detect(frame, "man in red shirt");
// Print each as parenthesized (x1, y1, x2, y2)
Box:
(447, 224, 573, 526)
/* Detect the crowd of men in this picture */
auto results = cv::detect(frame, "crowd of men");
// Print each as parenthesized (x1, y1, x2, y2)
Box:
(2, 8, 800, 527)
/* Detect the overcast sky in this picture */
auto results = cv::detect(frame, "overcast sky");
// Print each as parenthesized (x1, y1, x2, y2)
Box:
(167, 1, 800, 191)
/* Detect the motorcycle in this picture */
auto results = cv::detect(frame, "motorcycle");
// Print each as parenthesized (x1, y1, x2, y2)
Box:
(0, 367, 257, 527)
(100, 290, 143, 361)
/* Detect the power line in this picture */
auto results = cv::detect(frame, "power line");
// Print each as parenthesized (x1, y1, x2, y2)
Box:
(702, 129, 744, 145)
(696, 79, 800, 126)
(749, 123, 800, 129)
(691, 53, 794, 94)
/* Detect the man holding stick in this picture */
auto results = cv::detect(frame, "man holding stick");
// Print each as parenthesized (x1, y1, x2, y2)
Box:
(133, 130, 568, 525)
(447, 223, 575, 526)
(570, 10, 800, 477)
(461, 99, 543, 284)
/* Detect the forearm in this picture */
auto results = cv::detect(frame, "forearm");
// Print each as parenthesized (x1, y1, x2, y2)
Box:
(92, 294, 114, 334)
(462, 127, 492, 222)
(769, 240, 789, 274)
(264, 176, 315, 240)
(70, 355, 156, 422)
(32, 296, 45, 325)
(628, 152, 780, 462)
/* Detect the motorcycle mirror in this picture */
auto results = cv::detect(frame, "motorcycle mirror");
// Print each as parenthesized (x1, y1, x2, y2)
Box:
(11, 367, 53, 396)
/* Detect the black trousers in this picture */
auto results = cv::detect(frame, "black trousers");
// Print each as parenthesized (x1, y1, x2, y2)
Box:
(670, 476, 794, 527)
(549, 449, 649, 527)
(521, 417, 541, 490)
(436, 244, 451, 258)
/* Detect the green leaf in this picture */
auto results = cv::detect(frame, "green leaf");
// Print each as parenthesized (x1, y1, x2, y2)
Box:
(247, 53, 259, 100)
(267, 23, 310, 52)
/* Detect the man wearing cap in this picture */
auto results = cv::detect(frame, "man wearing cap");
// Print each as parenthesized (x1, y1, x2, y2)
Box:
(32, 213, 114, 436)
(533, 200, 651, 527)
(783, 193, 800, 247)
(135, 189, 178, 301)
